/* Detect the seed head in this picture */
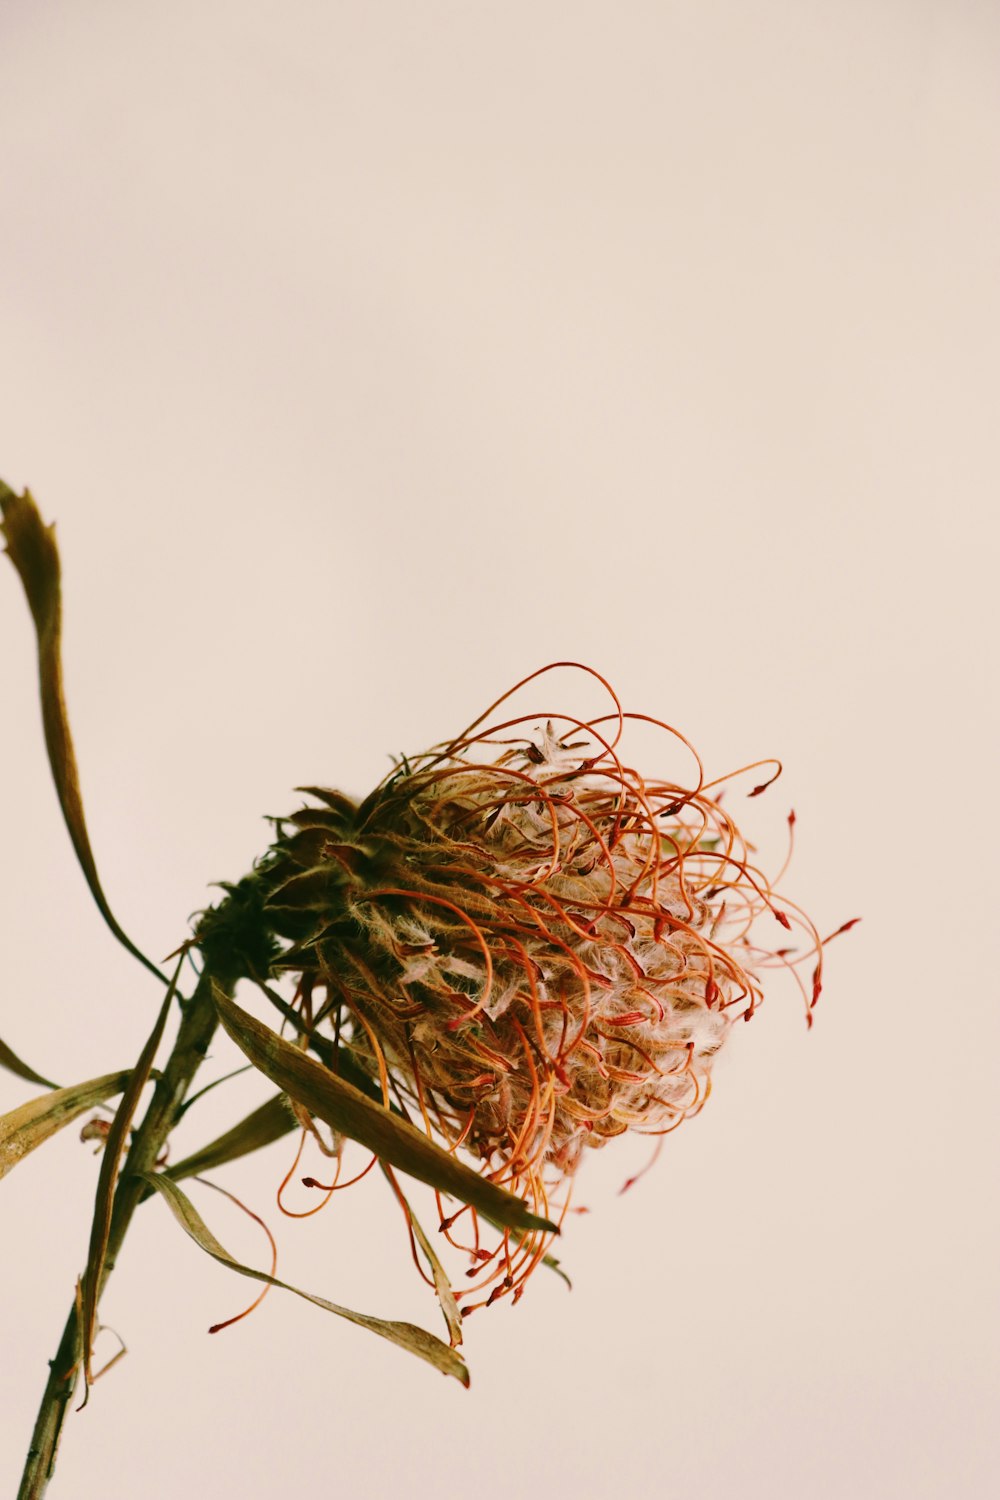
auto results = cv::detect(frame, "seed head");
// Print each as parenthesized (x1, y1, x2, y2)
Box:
(257, 665, 827, 1309)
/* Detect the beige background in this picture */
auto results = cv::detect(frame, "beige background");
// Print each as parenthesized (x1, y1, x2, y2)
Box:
(2, 2, 997, 1496)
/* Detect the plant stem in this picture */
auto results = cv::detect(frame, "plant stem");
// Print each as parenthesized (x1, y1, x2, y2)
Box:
(18, 969, 224, 1500)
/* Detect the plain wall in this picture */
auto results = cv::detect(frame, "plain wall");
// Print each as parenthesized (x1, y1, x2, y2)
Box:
(1, 3, 997, 1496)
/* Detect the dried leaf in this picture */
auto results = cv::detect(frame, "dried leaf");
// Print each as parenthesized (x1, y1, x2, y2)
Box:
(177, 1063, 254, 1116)
(212, 985, 558, 1237)
(79, 971, 179, 1400)
(539, 1250, 572, 1289)
(0, 1070, 130, 1181)
(351, 1056, 567, 1289)
(253, 972, 570, 1293)
(166, 1094, 296, 1183)
(142, 1172, 469, 1385)
(383, 1166, 463, 1346)
(0, 482, 163, 982)
(0, 1033, 58, 1090)
(476, 1208, 573, 1290)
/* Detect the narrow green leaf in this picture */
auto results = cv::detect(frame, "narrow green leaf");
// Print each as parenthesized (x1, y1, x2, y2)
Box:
(166, 1094, 296, 1183)
(0, 1033, 58, 1090)
(212, 985, 558, 1237)
(0, 481, 164, 983)
(79, 963, 180, 1401)
(0, 1070, 130, 1181)
(142, 1172, 469, 1385)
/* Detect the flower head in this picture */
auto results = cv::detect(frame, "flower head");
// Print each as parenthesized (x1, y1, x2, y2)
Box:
(257, 665, 829, 1310)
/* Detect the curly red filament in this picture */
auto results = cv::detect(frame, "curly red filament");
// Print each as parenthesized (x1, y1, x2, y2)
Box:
(252, 663, 848, 1313)
(197, 1179, 277, 1335)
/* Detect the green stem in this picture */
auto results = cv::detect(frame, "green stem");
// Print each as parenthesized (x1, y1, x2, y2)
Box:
(18, 969, 224, 1499)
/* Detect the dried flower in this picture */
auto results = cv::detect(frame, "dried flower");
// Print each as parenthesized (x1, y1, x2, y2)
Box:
(4, 478, 850, 1492)
(247, 665, 828, 1312)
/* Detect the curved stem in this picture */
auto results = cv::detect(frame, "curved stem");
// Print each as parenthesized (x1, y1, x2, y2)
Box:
(18, 969, 224, 1499)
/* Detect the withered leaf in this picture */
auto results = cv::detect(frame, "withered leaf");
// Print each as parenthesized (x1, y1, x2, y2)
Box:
(142, 1172, 469, 1385)
(539, 1249, 572, 1289)
(476, 1208, 573, 1290)
(0, 1070, 130, 1181)
(382, 1166, 463, 1347)
(166, 1093, 296, 1183)
(0, 1033, 58, 1090)
(293, 787, 359, 819)
(212, 985, 558, 1237)
(0, 482, 163, 982)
